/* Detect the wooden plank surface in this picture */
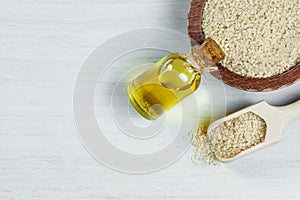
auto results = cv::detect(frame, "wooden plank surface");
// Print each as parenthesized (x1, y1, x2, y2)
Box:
(0, 0, 299, 199)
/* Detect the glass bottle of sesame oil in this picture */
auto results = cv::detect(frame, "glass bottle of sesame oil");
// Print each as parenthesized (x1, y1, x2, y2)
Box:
(127, 38, 225, 120)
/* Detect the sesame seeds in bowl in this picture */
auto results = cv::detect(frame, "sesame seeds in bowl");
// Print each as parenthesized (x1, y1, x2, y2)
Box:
(188, 0, 300, 91)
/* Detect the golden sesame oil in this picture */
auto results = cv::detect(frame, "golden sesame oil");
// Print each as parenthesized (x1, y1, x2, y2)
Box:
(127, 53, 201, 120)
(127, 38, 225, 121)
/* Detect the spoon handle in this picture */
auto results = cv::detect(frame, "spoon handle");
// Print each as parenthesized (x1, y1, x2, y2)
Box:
(279, 100, 300, 123)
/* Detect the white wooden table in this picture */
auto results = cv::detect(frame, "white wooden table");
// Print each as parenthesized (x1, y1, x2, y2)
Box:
(1, 0, 299, 199)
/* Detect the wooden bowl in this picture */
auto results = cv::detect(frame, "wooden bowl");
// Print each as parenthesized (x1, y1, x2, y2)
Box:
(188, 0, 300, 92)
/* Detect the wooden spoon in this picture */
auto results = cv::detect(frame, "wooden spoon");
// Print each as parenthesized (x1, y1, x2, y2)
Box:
(207, 100, 300, 162)
(188, 0, 300, 91)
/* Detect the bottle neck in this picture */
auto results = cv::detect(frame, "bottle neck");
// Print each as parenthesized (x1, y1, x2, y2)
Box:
(187, 38, 225, 74)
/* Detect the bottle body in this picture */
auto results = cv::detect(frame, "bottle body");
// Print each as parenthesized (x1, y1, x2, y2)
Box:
(127, 38, 225, 120)
(127, 53, 201, 120)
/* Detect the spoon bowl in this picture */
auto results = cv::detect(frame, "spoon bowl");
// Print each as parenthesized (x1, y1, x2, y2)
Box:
(207, 100, 300, 162)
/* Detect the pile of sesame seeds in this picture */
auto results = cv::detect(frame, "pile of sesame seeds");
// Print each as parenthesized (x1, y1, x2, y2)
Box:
(190, 112, 267, 164)
(202, 0, 300, 78)
(209, 112, 267, 159)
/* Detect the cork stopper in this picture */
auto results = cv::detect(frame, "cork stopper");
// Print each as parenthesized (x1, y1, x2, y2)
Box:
(202, 38, 225, 63)
(189, 37, 225, 73)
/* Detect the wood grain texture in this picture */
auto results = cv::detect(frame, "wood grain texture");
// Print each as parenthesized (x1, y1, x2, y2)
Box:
(0, 0, 300, 200)
(188, 0, 300, 92)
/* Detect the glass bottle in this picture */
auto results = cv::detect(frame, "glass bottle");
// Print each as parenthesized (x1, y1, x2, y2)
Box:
(127, 38, 225, 120)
